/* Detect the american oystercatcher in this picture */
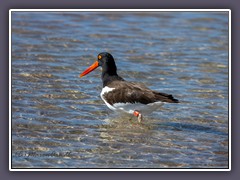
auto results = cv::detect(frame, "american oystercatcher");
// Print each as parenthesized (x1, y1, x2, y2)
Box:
(80, 52, 179, 122)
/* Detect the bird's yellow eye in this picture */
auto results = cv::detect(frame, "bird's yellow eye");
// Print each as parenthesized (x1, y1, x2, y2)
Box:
(98, 55, 102, 59)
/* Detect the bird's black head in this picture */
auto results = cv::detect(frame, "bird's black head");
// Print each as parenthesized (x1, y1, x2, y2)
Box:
(80, 52, 124, 86)
(97, 52, 117, 76)
(97, 52, 115, 66)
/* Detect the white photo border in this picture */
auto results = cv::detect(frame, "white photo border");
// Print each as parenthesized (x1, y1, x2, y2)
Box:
(9, 9, 231, 171)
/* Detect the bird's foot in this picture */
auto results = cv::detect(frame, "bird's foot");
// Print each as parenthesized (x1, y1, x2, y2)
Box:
(133, 110, 143, 123)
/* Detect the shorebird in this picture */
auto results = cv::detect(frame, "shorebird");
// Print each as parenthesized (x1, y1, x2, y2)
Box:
(80, 52, 179, 122)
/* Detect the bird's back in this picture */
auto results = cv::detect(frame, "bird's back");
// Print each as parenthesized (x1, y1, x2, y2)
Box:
(102, 80, 179, 105)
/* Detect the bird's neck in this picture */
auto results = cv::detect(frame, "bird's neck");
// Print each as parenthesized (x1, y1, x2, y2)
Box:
(102, 70, 124, 87)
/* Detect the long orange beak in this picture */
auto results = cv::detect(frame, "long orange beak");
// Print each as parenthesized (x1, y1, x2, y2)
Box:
(80, 61, 99, 78)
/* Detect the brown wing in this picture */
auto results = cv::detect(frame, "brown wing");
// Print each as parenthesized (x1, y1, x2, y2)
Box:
(103, 81, 179, 105)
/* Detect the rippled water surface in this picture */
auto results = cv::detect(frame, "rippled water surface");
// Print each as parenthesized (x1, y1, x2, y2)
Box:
(11, 11, 229, 169)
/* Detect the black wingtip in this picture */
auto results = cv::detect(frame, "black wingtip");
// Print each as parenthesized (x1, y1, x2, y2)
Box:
(168, 95, 179, 103)
(173, 98, 179, 103)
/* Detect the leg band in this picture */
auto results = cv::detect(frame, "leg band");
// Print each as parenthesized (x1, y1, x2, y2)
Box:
(133, 110, 140, 117)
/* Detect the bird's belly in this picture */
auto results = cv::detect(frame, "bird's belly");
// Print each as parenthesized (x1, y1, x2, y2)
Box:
(101, 99, 164, 115)
(113, 102, 164, 114)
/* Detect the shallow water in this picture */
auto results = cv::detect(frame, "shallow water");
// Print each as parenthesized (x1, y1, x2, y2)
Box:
(11, 11, 229, 169)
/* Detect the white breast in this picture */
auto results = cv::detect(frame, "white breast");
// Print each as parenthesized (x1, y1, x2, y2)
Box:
(100, 86, 116, 111)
